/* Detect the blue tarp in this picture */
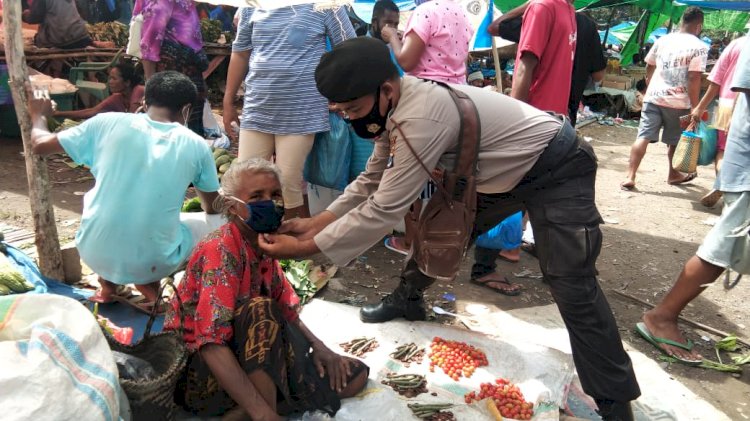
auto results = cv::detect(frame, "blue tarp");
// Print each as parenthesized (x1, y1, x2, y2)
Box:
(675, 0, 750, 11)
(2, 242, 161, 343)
(648, 27, 712, 44)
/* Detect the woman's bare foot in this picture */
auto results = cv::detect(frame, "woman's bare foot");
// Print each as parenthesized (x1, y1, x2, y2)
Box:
(620, 180, 636, 191)
(642, 309, 701, 362)
(498, 248, 520, 263)
(134, 280, 161, 303)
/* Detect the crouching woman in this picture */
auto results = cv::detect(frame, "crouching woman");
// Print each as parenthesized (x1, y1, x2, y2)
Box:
(165, 159, 368, 421)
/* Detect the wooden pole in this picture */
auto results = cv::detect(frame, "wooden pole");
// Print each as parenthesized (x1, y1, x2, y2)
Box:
(2, 0, 65, 280)
(601, 7, 617, 48)
(491, 37, 503, 92)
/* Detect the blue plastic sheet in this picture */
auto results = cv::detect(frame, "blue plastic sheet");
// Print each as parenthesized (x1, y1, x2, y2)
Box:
(2, 242, 160, 343)
(2, 243, 49, 293)
(476, 212, 524, 250)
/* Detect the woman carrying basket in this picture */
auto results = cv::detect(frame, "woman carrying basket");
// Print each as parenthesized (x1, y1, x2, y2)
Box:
(165, 159, 368, 420)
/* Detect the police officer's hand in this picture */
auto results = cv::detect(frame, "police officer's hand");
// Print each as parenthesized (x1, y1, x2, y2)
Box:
(278, 211, 336, 240)
(258, 233, 318, 259)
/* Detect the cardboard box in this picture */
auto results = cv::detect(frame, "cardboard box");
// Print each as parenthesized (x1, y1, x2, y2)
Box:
(603, 74, 632, 90)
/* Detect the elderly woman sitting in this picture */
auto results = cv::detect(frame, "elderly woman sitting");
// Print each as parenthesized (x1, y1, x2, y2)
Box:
(165, 159, 368, 420)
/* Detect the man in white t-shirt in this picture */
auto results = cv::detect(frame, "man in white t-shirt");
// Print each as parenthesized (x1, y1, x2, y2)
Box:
(621, 7, 708, 190)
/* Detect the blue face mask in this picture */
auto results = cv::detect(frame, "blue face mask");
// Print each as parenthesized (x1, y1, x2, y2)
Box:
(233, 198, 285, 233)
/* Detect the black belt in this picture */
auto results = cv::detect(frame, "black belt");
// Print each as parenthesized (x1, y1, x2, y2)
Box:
(525, 116, 579, 178)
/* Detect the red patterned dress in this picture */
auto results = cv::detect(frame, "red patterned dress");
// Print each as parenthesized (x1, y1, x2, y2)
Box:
(165, 223, 359, 416)
(165, 223, 299, 351)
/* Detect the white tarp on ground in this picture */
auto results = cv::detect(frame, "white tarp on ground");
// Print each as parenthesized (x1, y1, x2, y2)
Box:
(295, 299, 575, 421)
(179, 299, 730, 420)
(463, 303, 732, 421)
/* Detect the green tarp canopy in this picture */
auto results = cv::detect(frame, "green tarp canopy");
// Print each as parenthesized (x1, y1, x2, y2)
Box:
(492, 0, 749, 65)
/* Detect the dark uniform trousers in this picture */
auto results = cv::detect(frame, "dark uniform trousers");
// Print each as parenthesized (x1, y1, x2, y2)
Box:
(402, 120, 642, 402)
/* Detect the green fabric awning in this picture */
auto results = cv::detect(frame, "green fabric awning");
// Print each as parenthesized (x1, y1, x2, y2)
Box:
(491, 0, 748, 65)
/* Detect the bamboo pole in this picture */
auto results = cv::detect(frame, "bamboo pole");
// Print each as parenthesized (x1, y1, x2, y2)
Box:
(2, 0, 65, 280)
(491, 37, 503, 92)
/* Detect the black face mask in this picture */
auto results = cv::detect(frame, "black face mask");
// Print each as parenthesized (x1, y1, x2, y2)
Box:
(371, 23, 383, 40)
(349, 89, 390, 139)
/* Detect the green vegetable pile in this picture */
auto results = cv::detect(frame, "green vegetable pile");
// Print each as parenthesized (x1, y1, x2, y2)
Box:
(279, 259, 317, 304)
(182, 197, 202, 213)
(660, 334, 750, 373)
(86, 21, 129, 47)
(211, 147, 238, 181)
(200, 19, 223, 44)
(48, 117, 82, 133)
(0, 233, 35, 295)
(222, 31, 234, 45)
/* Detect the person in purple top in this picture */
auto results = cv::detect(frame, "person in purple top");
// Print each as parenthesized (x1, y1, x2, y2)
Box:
(136, 0, 208, 136)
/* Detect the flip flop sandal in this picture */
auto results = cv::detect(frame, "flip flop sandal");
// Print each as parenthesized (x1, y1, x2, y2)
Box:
(87, 285, 130, 304)
(635, 322, 702, 366)
(470, 276, 522, 296)
(112, 293, 169, 316)
(724, 270, 742, 290)
(668, 172, 698, 186)
(383, 236, 409, 256)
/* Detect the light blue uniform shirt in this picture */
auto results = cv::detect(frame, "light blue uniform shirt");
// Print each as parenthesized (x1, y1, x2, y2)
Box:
(717, 40, 750, 193)
(58, 113, 220, 284)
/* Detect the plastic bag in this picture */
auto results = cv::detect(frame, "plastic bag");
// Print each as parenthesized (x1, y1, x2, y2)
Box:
(697, 121, 718, 166)
(476, 212, 524, 250)
(126, 14, 143, 58)
(112, 351, 157, 381)
(304, 112, 352, 191)
(349, 127, 375, 181)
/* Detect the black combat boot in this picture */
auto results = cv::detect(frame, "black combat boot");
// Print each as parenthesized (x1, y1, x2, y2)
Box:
(359, 279, 427, 323)
(595, 399, 634, 421)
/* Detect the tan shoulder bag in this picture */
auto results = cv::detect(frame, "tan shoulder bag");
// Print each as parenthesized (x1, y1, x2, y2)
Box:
(392, 84, 481, 281)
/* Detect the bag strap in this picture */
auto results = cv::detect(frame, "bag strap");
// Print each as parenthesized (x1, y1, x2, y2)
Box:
(391, 81, 481, 201)
(144, 277, 184, 338)
(392, 120, 452, 200)
(442, 85, 481, 179)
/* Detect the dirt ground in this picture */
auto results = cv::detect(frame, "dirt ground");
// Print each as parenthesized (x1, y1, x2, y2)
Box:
(1, 122, 749, 417)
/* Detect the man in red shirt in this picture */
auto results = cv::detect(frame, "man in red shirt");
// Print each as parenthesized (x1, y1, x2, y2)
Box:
(507, 0, 577, 114)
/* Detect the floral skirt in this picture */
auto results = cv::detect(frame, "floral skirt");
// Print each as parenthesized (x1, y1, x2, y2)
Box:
(176, 297, 368, 417)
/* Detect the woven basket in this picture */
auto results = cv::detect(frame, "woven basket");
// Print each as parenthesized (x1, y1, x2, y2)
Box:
(103, 279, 186, 421)
(672, 124, 701, 174)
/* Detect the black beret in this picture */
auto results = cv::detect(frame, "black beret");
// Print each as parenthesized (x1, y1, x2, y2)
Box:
(315, 37, 399, 103)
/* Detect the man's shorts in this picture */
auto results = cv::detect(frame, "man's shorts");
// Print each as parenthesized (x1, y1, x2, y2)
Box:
(637, 102, 690, 145)
(697, 192, 750, 270)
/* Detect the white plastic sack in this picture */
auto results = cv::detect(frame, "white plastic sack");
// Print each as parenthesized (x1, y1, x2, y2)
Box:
(126, 14, 143, 58)
(0, 294, 123, 421)
(202, 99, 223, 139)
